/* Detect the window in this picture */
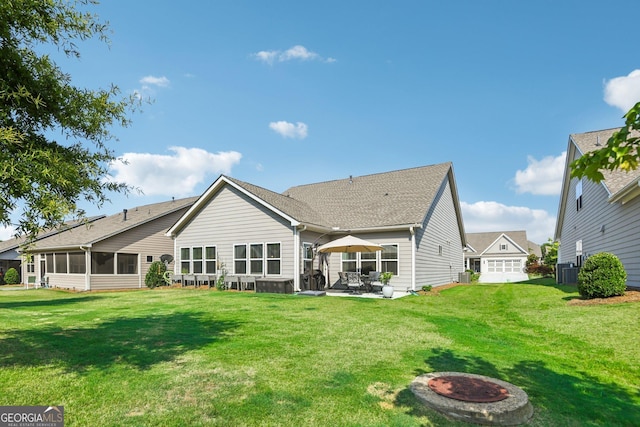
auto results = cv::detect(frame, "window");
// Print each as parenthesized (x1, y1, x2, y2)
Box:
(302, 243, 313, 273)
(381, 244, 398, 275)
(26, 255, 35, 273)
(54, 253, 68, 273)
(266, 243, 281, 275)
(341, 252, 357, 272)
(250, 244, 263, 275)
(576, 240, 583, 267)
(234, 244, 247, 274)
(180, 247, 190, 274)
(92, 252, 114, 274)
(146, 255, 153, 263)
(69, 252, 86, 274)
(438, 245, 443, 256)
(360, 251, 377, 275)
(205, 246, 217, 274)
(500, 244, 508, 251)
(192, 247, 203, 274)
(576, 180, 583, 211)
(117, 253, 138, 274)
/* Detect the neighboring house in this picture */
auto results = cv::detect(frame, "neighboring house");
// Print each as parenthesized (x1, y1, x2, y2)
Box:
(0, 217, 105, 284)
(166, 163, 467, 292)
(555, 128, 640, 287)
(464, 230, 534, 283)
(21, 197, 197, 290)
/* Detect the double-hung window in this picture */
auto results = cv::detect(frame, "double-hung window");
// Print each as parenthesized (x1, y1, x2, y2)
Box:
(266, 243, 281, 275)
(381, 244, 399, 275)
(180, 248, 190, 274)
(250, 244, 263, 275)
(205, 246, 217, 274)
(234, 244, 247, 274)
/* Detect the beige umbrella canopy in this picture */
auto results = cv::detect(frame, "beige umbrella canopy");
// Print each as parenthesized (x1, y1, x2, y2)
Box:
(317, 235, 383, 253)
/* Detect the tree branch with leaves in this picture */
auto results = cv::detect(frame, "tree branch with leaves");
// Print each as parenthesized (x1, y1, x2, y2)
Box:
(570, 101, 640, 182)
(0, 0, 140, 242)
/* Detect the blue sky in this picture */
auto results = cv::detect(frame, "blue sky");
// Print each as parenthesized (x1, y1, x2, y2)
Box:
(6, 1, 640, 244)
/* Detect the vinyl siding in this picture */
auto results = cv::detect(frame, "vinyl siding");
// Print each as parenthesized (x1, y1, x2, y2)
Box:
(558, 150, 640, 287)
(32, 208, 187, 291)
(174, 185, 295, 279)
(415, 178, 465, 287)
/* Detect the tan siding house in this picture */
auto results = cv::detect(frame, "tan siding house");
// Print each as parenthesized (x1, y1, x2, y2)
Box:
(167, 163, 467, 292)
(21, 198, 197, 290)
(555, 129, 640, 287)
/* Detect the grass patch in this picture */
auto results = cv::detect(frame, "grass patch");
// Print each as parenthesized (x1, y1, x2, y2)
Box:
(0, 280, 638, 426)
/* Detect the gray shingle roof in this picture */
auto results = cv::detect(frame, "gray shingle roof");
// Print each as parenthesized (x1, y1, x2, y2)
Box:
(465, 230, 530, 254)
(31, 197, 198, 250)
(281, 162, 454, 229)
(0, 216, 105, 253)
(571, 128, 640, 196)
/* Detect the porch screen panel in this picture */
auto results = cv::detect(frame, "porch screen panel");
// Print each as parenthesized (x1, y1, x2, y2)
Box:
(68, 252, 86, 274)
(117, 253, 138, 274)
(54, 253, 68, 273)
(92, 252, 114, 274)
(46, 253, 54, 273)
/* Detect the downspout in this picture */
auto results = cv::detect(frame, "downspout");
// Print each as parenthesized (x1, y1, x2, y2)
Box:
(294, 226, 306, 291)
(410, 226, 416, 291)
(80, 245, 91, 291)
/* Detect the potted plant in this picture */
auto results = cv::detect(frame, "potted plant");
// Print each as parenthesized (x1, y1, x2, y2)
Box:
(380, 272, 394, 298)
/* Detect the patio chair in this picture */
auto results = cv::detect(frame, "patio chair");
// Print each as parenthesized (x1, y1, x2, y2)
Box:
(369, 271, 383, 293)
(224, 275, 239, 290)
(240, 276, 256, 291)
(336, 272, 349, 289)
(183, 274, 196, 287)
(346, 272, 362, 294)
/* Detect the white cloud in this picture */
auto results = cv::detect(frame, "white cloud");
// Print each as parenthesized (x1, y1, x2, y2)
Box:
(461, 201, 556, 244)
(140, 76, 170, 87)
(134, 75, 171, 100)
(269, 121, 308, 139)
(513, 152, 566, 196)
(253, 45, 335, 65)
(604, 69, 640, 112)
(0, 225, 15, 241)
(108, 147, 242, 196)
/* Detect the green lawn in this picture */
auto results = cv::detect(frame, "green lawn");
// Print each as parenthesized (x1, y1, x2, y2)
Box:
(0, 280, 638, 426)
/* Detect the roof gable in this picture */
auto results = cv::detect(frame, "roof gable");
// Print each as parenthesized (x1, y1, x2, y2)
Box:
(465, 231, 529, 255)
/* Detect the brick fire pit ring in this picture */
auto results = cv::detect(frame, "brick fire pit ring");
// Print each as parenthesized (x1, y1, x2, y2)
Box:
(410, 372, 533, 425)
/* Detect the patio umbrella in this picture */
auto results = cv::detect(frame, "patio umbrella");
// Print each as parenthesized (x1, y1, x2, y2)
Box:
(317, 235, 383, 253)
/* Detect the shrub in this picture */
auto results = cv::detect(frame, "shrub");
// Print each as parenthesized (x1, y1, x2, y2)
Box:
(577, 252, 627, 299)
(527, 263, 554, 277)
(145, 261, 167, 289)
(4, 268, 19, 285)
(421, 285, 432, 292)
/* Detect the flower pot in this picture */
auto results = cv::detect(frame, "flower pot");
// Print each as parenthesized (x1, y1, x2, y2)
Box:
(382, 284, 394, 298)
